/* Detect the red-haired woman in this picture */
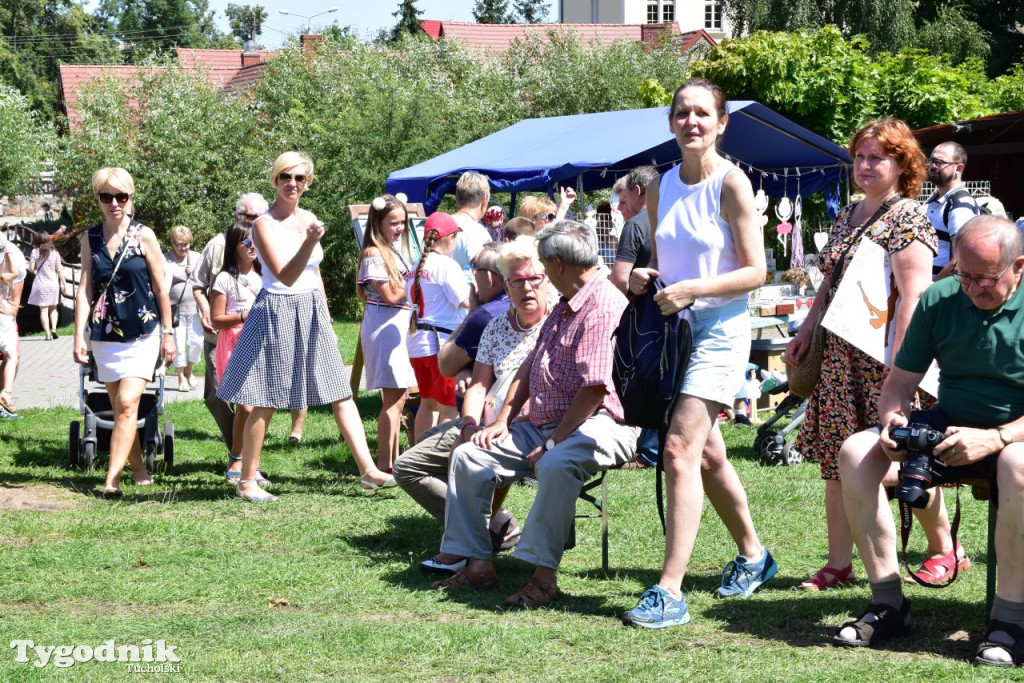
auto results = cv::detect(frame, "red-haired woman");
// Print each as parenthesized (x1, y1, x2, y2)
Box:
(787, 117, 961, 590)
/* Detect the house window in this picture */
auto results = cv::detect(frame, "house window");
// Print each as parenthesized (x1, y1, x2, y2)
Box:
(647, 2, 659, 23)
(705, 1, 722, 30)
(662, 1, 675, 22)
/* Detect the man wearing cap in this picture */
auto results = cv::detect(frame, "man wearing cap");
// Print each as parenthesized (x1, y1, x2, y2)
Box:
(0, 233, 27, 416)
(430, 220, 636, 608)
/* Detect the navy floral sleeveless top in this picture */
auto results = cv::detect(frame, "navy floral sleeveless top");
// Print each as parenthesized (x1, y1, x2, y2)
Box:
(88, 221, 159, 342)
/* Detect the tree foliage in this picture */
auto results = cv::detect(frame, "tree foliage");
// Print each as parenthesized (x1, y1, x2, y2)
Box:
(722, 0, 1019, 69)
(473, 0, 516, 24)
(0, 0, 120, 119)
(0, 84, 56, 196)
(93, 0, 234, 62)
(513, 0, 550, 23)
(389, 0, 425, 42)
(690, 26, 1020, 140)
(225, 4, 268, 45)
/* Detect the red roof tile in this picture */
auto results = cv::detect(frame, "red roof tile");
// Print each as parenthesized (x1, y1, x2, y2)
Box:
(176, 47, 276, 69)
(58, 65, 157, 129)
(421, 20, 442, 39)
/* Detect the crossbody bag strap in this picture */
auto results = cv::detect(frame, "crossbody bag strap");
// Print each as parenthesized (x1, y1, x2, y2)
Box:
(92, 223, 135, 318)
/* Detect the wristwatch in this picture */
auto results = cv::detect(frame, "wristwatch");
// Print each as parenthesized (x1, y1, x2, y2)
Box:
(544, 437, 557, 452)
(997, 427, 1015, 447)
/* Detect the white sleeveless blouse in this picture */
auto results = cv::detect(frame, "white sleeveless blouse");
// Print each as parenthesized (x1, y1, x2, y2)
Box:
(655, 160, 745, 311)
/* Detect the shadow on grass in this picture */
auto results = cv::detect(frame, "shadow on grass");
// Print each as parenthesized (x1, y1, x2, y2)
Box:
(704, 592, 991, 660)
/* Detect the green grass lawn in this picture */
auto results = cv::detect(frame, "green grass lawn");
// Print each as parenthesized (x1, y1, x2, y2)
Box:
(0, 324, 1020, 680)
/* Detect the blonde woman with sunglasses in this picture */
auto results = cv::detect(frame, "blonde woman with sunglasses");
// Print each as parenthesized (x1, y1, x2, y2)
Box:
(217, 152, 393, 501)
(74, 167, 176, 499)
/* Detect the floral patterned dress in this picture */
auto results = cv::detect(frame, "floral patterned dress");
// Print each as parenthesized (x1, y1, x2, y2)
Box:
(88, 221, 159, 343)
(795, 200, 937, 480)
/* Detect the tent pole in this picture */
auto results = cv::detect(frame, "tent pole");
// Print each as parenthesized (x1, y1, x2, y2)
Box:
(576, 173, 583, 221)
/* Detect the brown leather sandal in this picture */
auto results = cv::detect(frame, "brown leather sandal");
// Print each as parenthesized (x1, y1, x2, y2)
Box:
(430, 567, 498, 592)
(505, 577, 560, 608)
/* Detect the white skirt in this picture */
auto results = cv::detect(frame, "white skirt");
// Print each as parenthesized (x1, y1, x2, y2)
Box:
(91, 331, 161, 383)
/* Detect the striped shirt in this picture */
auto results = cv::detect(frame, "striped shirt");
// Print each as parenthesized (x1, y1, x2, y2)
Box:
(527, 272, 628, 426)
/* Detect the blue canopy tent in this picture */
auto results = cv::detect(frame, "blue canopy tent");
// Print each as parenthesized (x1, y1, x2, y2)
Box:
(386, 102, 850, 213)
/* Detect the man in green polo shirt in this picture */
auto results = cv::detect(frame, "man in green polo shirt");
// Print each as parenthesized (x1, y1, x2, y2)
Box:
(832, 215, 1024, 667)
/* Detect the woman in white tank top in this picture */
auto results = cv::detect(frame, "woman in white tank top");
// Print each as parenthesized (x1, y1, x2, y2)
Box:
(622, 79, 775, 630)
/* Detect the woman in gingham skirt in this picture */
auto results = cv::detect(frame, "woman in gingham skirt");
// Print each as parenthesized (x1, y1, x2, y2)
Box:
(218, 152, 396, 501)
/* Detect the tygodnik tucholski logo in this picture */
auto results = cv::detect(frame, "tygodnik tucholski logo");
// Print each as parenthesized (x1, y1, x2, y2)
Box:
(11, 639, 181, 671)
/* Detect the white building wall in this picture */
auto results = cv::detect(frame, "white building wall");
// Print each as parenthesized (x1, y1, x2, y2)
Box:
(562, 0, 732, 39)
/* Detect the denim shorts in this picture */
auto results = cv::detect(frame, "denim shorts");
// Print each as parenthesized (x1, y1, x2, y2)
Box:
(679, 298, 750, 408)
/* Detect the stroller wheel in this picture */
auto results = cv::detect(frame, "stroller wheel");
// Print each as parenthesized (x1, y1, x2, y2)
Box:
(754, 430, 772, 456)
(82, 441, 95, 471)
(162, 421, 174, 468)
(69, 421, 81, 469)
(758, 429, 783, 466)
(782, 441, 803, 466)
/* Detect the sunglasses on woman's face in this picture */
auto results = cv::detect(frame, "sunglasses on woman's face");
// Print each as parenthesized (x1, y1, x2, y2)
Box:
(242, 238, 254, 248)
(278, 172, 308, 185)
(98, 192, 131, 204)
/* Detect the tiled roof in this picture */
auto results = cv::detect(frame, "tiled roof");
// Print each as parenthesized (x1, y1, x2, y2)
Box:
(176, 47, 276, 69)
(429, 21, 713, 53)
(57, 65, 155, 129)
(420, 20, 442, 39)
(60, 50, 274, 129)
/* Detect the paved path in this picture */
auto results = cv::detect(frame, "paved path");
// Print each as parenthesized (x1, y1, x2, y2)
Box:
(15, 334, 203, 411)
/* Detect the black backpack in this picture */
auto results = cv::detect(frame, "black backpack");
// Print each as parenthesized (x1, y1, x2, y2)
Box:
(612, 279, 693, 429)
(612, 279, 693, 533)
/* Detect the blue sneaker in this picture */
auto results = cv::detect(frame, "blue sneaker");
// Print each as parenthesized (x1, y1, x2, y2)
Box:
(714, 548, 778, 598)
(0, 406, 22, 419)
(622, 585, 690, 629)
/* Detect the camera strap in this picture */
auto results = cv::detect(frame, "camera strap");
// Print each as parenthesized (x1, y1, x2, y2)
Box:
(898, 485, 963, 589)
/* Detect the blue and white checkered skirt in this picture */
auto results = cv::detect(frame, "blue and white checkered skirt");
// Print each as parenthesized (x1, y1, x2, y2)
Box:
(217, 289, 352, 409)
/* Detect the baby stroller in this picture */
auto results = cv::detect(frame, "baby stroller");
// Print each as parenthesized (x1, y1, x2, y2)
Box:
(754, 378, 806, 466)
(68, 359, 174, 473)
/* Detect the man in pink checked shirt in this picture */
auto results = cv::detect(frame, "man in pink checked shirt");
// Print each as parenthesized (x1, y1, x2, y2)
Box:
(430, 220, 637, 608)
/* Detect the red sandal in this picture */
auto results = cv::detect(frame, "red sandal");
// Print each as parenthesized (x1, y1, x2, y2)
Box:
(800, 564, 855, 591)
(904, 542, 970, 585)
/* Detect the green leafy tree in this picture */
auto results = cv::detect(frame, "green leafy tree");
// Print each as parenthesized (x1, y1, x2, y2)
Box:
(513, 0, 549, 23)
(0, 0, 120, 118)
(0, 84, 56, 195)
(94, 0, 233, 62)
(690, 26, 876, 142)
(724, 0, 919, 55)
(225, 3, 268, 45)
(473, 0, 515, 24)
(390, 0, 424, 42)
(916, 5, 990, 64)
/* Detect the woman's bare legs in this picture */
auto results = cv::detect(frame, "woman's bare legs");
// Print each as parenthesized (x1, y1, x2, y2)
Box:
(413, 398, 440, 445)
(226, 404, 252, 476)
(332, 396, 391, 486)
(238, 406, 275, 497)
(103, 377, 152, 491)
(289, 408, 307, 441)
(39, 306, 53, 339)
(659, 396, 719, 596)
(378, 388, 407, 471)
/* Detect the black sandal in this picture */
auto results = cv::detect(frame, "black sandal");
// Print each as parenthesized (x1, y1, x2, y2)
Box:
(833, 600, 911, 647)
(974, 619, 1024, 667)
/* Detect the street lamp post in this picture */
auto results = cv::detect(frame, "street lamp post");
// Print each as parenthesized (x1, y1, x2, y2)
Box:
(278, 6, 338, 35)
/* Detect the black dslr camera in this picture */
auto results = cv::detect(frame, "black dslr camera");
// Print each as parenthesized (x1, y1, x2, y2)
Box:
(890, 423, 945, 508)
